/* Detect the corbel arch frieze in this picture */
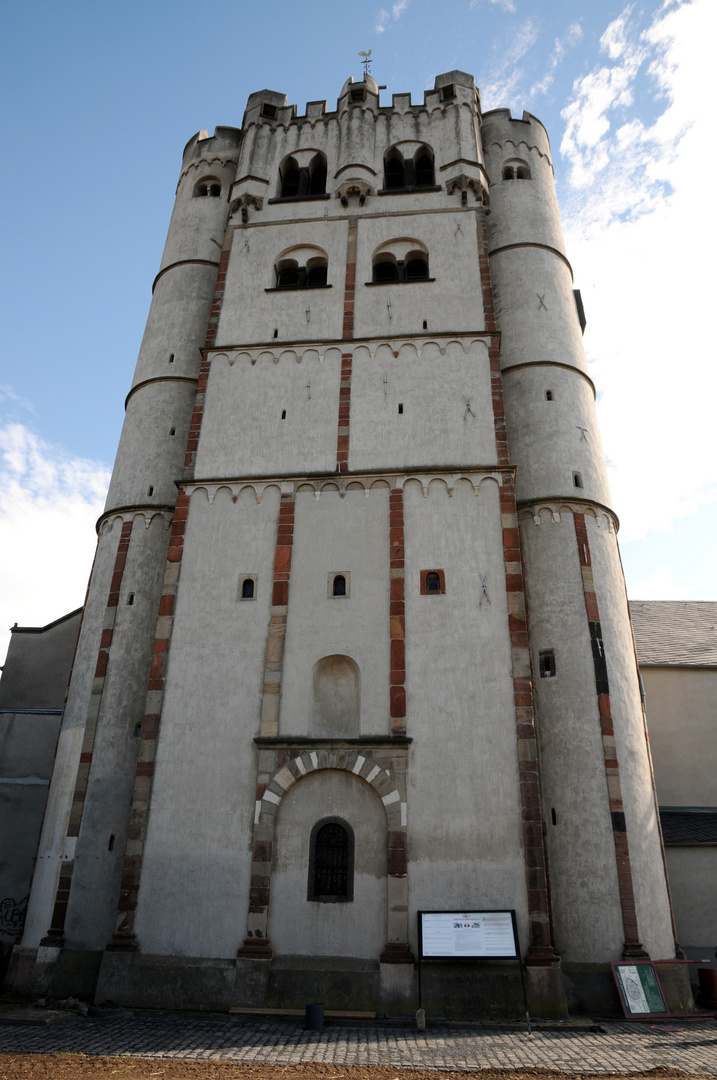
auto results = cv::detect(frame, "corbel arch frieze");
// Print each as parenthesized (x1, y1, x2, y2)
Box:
(519, 498, 617, 532)
(97, 508, 173, 536)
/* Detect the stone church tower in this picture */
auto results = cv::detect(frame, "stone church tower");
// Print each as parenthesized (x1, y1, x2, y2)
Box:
(10, 70, 676, 1015)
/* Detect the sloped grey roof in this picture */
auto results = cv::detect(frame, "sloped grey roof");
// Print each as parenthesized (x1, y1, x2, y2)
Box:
(630, 601, 717, 667)
(660, 808, 717, 845)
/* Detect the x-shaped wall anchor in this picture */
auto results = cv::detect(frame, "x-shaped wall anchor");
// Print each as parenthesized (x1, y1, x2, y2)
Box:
(479, 573, 490, 604)
(242, 234, 250, 252)
(464, 395, 475, 418)
(537, 293, 547, 310)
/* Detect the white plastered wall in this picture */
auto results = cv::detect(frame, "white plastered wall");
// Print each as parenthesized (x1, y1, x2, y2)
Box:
(401, 477, 530, 955)
(135, 486, 279, 957)
(349, 339, 496, 473)
(194, 347, 342, 479)
(280, 486, 391, 737)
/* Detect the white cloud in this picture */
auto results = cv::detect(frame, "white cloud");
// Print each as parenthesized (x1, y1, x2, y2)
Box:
(480, 19, 540, 110)
(529, 22, 583, 98)
(375, 0, 410, 33)
(0, 421, 110, 664)
(626, 565, 697, 600)
(470, 0, 517, 12)
(560, 0, 717, 551)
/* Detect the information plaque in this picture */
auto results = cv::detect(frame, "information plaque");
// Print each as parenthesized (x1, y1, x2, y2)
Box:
(612, 962, 670, 1017)
(418, 910, 519, 959)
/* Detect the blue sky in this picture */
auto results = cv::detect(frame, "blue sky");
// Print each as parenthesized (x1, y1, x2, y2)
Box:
(1, 0, 715, 659)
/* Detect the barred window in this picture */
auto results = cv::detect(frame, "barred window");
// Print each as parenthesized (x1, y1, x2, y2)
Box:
(307, 817, 354, 902)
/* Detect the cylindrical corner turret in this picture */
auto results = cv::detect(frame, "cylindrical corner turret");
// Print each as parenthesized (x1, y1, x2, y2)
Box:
(105, 126, 241, 513)
(483, 108, 675, 976)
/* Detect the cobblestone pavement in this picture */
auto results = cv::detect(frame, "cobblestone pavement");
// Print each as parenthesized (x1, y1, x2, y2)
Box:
(0, 1014, 716, 1075)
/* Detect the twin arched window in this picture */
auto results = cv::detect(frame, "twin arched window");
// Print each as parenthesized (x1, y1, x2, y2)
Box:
(372, 240, 429, 284)
(194, 178, 222, 198)
(275, 249, 328, 289)
(279, 153, 327, 199)
(384, 146, 435, 191)
(502, 161, 531, 181)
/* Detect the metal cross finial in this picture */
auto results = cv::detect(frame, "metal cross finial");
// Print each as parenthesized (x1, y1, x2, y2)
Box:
(359, 50, 373, 77)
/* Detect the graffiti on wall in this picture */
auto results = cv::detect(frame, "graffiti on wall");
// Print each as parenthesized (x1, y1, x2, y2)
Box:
(0, 895, 28, 939)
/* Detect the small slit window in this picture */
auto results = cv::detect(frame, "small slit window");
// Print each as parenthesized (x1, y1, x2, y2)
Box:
(539, 650, 556, 678)
(147, 486, 154, 496)
(332, 574, 346, 597)
(134, 723, 142, 739)
(108, 835, 115, 852)
(328, 571, 350, 598)
(440, 84, 455, 101)
(308, 817, 354, 902)
(238, 575, 258, 601)
(127, 593, 135, 606)
(545, 390, 553, 401)
(420, 568, 445, 595)
(261, 103, 277, 119)
(573, 472, 583, 489)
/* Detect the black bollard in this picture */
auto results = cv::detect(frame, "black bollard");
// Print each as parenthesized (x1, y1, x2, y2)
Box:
(305, 1002, 324, 1031)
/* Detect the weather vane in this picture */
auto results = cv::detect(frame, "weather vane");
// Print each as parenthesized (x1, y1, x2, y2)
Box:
(359, 50, 373, 77)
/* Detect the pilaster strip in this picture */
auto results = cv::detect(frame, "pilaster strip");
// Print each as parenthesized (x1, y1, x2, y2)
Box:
(336, 352, 352, 473)
(477, 209, 559, 966)
(573, 512, 647, 959)
(108, 236, 234, 950)
(389, 488, 407, 736)
(41, 519, 133, 945)
(342, 216, 358, 341)
(259, 494, 296, 739)
(336, 216, 358, 472)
